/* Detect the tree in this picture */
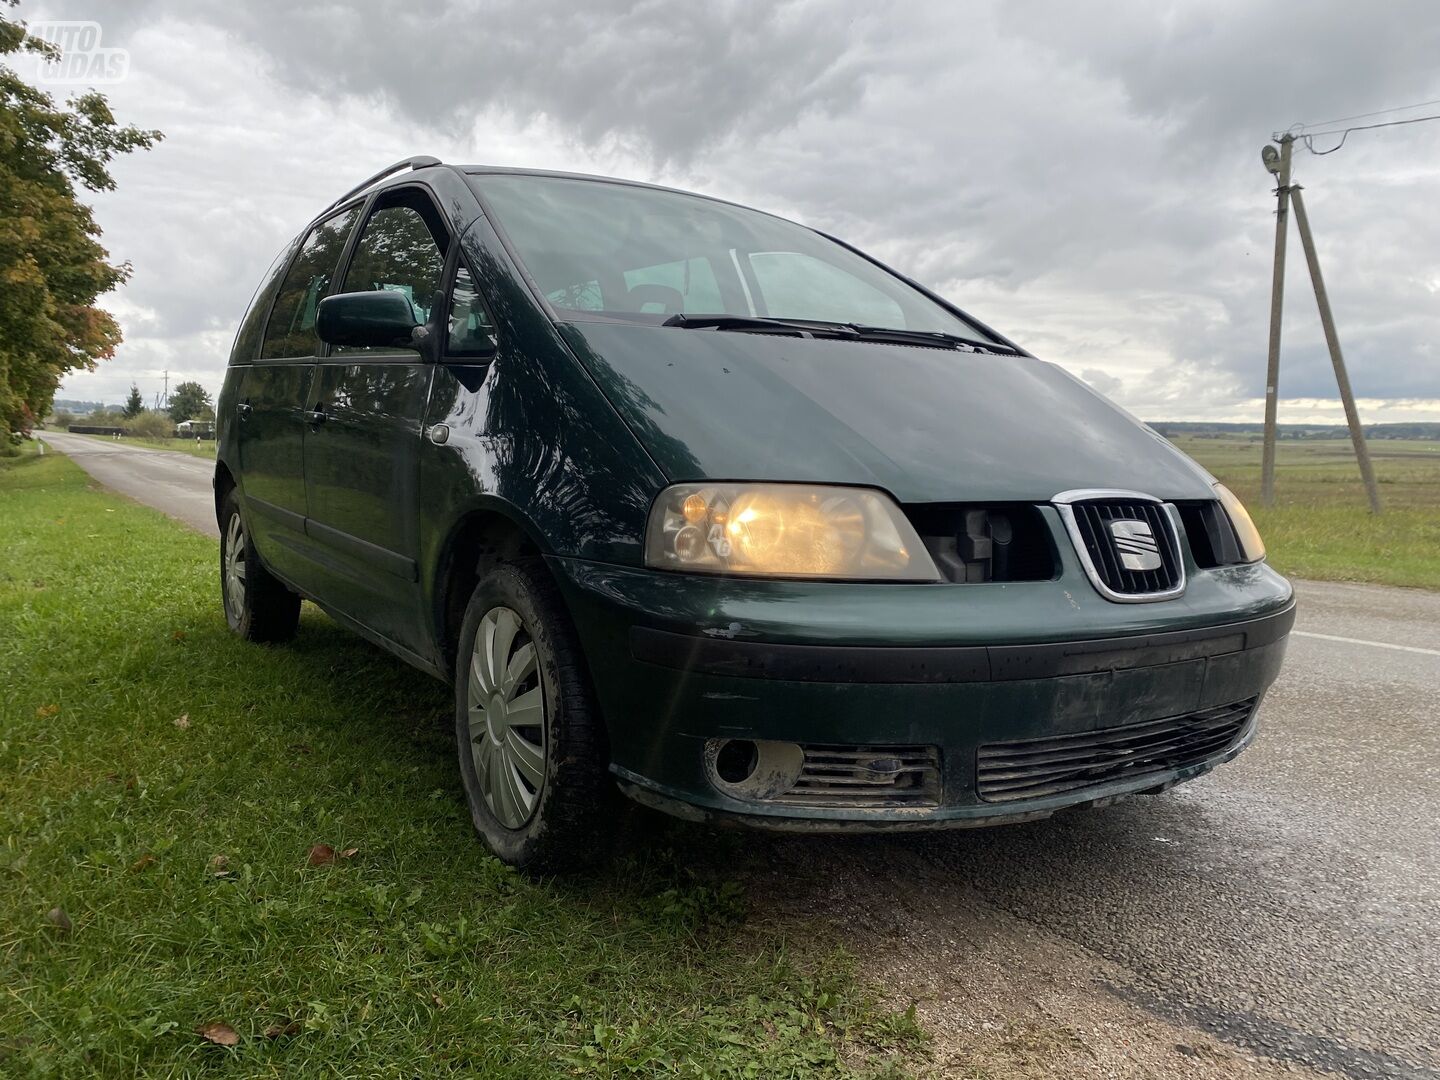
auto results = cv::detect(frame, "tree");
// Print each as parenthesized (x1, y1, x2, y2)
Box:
(167, 381, 211, 424)
(48, 407, 73, 428)
(0, 3, 161, 445)
(121, 382, 143, 418)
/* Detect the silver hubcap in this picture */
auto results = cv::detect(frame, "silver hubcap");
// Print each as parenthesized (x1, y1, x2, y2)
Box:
(224, 513, 247, 621)
(467, 606, 546, 829)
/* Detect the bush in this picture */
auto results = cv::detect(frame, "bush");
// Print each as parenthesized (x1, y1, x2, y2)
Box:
(49, 409, 76, 429)
(126, 409, 175, 439)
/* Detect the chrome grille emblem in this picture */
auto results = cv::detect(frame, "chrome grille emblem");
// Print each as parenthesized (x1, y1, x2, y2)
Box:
(1109, 519, 1162, 571)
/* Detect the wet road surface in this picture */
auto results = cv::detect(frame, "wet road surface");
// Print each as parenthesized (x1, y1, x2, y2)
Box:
(42, 432, 1440, 1077)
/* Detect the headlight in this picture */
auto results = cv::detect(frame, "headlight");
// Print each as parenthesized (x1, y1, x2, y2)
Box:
(1214, 483, 1265, 562)
(644, 483, 940, 581)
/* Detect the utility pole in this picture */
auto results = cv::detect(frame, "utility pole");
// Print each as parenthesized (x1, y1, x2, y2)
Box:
(1259, 134, 1382, 514)
(1260, 135, 1292, 508)
(1289, 185, 1383, 514)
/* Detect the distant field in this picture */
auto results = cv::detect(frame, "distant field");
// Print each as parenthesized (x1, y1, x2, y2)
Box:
(1171, 436, 1440, 590)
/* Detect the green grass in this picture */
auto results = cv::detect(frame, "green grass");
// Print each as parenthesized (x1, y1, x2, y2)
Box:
(62, 432, 216, 460)
(1172, 436, 1440, 590)
(0, 449, 921, 1079)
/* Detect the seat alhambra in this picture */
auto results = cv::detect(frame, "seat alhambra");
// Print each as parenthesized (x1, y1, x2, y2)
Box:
(216, 156, 1293, 871)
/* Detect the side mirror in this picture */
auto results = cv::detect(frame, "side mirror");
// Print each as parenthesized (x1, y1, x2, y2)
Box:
(316, 291, 420, 349)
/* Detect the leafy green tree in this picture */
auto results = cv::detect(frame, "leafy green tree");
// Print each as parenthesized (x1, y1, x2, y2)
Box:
(48, 407, 73, 428)
(121, 382, 143, 418)
(167, 380, 210, 424)
(0, 3, 161, 444)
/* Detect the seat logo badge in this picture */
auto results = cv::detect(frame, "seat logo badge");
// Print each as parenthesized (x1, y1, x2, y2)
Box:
(1109, 519, 1162, 571)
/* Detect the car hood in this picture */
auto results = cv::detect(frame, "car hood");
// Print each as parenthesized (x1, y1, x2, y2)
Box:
(558, 321, 1215, 504)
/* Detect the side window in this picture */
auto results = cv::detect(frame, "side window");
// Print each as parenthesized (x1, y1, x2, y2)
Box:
(749, 251, 904, 327)
(260, 206, 359, 359)
(230, 243, 293, 364)
(623, 257, 722, 315)
(446, 266, 497, 357)
(338, 198, 448, 344)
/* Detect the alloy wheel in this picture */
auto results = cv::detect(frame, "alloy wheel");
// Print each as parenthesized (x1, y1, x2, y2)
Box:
(467, 606, 547, 829)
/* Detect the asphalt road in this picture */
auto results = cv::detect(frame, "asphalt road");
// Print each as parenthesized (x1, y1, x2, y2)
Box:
(39, 431, 220, 538)
(41, 431, 1440, 1078)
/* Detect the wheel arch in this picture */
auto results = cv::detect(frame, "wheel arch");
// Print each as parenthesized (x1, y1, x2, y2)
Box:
(430, 497, 557, 677)
(213, 462, 237, 529)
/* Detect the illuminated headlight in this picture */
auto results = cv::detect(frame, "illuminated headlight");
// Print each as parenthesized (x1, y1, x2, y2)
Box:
(1214, 483, 1265, 562)
(644, 483, 940, 581)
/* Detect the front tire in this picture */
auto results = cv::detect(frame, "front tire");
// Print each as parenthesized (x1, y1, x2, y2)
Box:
(454, 561, 611, 873)
(219, 490, 300, 643)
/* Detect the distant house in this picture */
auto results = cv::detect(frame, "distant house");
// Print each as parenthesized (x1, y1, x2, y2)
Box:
(175, 419, 216, 439)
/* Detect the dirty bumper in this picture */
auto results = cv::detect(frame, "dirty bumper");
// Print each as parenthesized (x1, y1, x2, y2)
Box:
(550, 558, 1294, 830)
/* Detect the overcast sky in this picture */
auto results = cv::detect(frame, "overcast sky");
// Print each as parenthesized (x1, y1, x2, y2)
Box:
(21, 0, 1440, 421)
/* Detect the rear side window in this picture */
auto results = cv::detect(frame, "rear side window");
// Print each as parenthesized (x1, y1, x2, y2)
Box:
(260, 205, 359, 359)
(229, 243, 292, 365)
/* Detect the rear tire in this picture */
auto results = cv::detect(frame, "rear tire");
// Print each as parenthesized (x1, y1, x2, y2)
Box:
(454, 561, 612, 874)
(219, 490, 300, 643)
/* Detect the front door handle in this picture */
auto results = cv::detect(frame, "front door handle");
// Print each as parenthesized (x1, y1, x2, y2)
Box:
(304, 405, 327, 426)
(236, 401, 252, 419)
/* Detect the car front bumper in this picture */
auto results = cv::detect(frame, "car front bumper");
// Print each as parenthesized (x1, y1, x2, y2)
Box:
(548, 552, 1294, 831)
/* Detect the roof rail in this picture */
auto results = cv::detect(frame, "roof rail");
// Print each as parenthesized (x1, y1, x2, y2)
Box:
(323, 155, 442, 214)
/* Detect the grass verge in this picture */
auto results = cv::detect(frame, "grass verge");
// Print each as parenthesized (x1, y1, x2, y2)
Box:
(0, 450, 922, 1078)
(1172, 436, 1440, 590)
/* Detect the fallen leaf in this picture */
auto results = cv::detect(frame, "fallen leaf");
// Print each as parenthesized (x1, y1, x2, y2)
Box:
(46, 906, 72, 933)
(339, 848, 359, 859)
(131, 854, 157, 873)
(209, 854, 230, 877)
(171, 630, 186, 642)
(263, 1019, 301, 1039)
(196, 1022, 240, 1047)
(173, 714, 190, 729)
(307, 844, 336, 867)
(431, 993, 446, 1009)
(36, 704, 59, 719)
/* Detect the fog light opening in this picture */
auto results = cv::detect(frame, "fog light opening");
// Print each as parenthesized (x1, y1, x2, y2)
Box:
(705, 739, 806, 801)
(714, 739, 759, 784)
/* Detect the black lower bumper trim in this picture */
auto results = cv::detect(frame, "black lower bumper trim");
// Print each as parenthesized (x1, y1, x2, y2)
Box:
(630, 601, 1295, 684)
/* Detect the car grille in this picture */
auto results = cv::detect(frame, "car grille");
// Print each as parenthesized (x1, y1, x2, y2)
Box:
(772, 745, 941, 808)
(1066, 498, 1183, 598)
(976, 698, 1257, 803)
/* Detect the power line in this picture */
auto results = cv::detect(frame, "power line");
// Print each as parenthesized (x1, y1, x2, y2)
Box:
(1293, 112, 1440, 155)
(1289, 96, 1440, 132)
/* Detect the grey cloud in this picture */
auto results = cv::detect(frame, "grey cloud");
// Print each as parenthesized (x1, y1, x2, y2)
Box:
(37, 0, 1440, 416)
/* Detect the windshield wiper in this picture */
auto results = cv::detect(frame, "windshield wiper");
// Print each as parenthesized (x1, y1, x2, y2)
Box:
(843, 324, 1020, 355)
(661, 314, 851, 337)
(662, 313, 1019, 355)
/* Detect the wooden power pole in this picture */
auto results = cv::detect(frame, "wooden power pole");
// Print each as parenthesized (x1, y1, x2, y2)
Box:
(1260, 136, 1382, 514)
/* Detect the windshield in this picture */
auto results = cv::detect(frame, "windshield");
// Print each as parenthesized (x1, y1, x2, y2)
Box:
(472, 174, 1000, 342)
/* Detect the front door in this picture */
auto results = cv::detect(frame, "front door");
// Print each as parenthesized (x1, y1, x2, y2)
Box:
(301, 186, 449, 653)
(236, 204, 360, 588)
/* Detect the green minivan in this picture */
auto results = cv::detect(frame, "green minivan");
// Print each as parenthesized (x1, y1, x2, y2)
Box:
(216, 157, 1292, 871)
